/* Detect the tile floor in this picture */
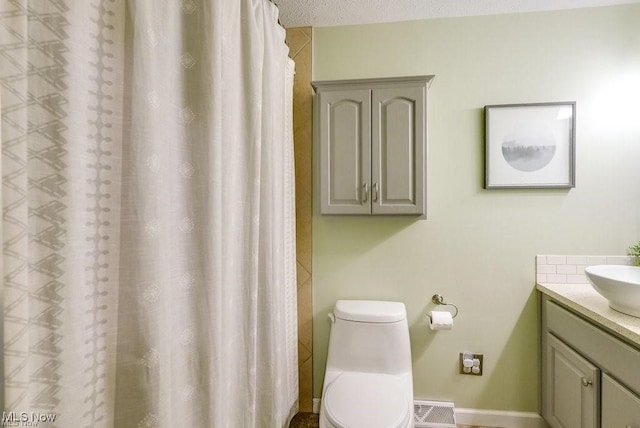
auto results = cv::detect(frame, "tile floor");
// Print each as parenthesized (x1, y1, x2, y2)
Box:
(288, 412, 499, 428)
(289, 412, 318, 427)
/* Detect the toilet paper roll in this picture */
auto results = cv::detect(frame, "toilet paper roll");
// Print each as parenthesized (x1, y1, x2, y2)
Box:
(429, 310, 453, 330)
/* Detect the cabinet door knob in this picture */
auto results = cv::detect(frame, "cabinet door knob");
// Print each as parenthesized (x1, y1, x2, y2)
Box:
(373, 183, 379, 202)
(581, 378, 593, 387)
(362, 183, 369, 203)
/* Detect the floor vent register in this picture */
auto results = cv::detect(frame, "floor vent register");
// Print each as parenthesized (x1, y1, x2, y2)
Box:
(413, 400, 456, 428)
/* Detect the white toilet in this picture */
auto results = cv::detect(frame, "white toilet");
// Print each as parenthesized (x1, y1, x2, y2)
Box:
(320, 300, 414, 428)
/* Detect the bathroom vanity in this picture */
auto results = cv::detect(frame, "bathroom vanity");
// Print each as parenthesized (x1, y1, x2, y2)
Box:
(537, 283, 640, 428)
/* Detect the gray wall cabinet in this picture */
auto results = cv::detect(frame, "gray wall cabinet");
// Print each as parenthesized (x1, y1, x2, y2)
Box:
(313, 76, 433, 216)
(540, 295, 640, 428)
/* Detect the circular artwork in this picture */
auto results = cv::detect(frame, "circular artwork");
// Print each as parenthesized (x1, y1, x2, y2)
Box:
(501, 130, 556, 172)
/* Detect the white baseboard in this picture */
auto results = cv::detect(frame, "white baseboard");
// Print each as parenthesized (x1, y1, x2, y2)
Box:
(455, 408, 549, 428)
(312, 399, 548, 428)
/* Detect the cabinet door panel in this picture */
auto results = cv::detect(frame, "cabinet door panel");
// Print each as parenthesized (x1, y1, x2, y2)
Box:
(371, 86, 425, 215)
(602, 374, 640, 428)
(319, 90, 371, 214)
(544, 333, 600, 428)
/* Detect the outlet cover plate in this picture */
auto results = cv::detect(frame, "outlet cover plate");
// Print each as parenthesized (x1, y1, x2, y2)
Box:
(459, 352, 483, 376)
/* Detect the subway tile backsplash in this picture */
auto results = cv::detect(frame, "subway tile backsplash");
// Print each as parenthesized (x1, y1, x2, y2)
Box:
(536, 255, 633, 284)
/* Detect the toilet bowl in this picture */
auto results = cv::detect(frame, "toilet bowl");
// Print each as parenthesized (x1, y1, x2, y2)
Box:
(320, 372, 413, 428)
(319, 300, 414, 428)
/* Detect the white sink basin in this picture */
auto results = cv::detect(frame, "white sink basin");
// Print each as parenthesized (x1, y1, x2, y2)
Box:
(585, 265, 640, 318)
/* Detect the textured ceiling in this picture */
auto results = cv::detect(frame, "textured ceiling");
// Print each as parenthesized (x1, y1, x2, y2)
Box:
(276, 0, 640, 27)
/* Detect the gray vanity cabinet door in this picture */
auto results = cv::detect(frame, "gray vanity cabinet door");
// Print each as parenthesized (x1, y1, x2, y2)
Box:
(602, 374, 640, 428)
(371, 86, 425, 215)
(544, 333, 600, 428)
(318, 89, 371, 215)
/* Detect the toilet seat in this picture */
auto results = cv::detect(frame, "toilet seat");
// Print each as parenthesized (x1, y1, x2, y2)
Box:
(323, 372, 411, 428)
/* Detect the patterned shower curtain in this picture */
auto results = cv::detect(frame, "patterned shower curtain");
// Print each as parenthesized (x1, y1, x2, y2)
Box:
(1, 0, 298, 427)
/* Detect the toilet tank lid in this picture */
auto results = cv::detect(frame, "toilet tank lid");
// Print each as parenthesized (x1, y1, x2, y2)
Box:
(334, 300, 406, 323)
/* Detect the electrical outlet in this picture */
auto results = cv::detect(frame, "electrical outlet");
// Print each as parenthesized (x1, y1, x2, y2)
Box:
(459, 352, 483, 376)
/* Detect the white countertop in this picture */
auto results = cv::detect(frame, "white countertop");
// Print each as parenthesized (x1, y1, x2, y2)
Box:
(537, 282, 640, 346)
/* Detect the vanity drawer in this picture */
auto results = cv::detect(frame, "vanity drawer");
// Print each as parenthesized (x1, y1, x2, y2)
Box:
(545, 299, 640, 395)
(602, 373, 640, 427)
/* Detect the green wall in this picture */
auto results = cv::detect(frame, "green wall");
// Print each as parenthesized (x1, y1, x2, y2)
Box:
(312, 5, 640, 411)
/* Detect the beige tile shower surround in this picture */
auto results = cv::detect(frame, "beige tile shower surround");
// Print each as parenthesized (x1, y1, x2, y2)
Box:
(286, 27, 313, 413)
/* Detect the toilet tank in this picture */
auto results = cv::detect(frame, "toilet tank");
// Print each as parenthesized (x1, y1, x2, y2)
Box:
(325, 300, 412, 374)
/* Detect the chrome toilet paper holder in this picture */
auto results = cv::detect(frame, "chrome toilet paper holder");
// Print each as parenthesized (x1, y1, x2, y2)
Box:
(431, 294, 459, 319)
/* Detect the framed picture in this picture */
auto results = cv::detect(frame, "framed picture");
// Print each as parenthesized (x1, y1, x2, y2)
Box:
(485, 102, 576, 189)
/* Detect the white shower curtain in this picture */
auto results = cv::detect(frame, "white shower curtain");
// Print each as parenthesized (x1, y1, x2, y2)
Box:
(1, 0, 298, 427)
